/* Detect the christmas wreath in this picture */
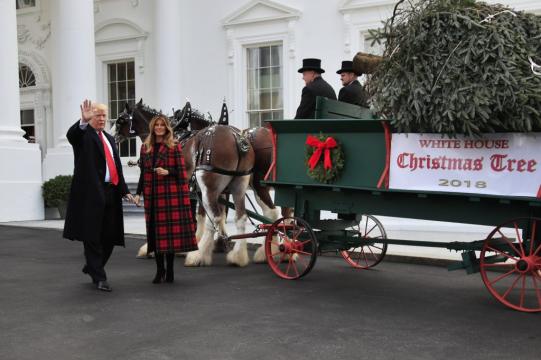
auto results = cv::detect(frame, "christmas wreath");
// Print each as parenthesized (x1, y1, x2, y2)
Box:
(305, 134, 345, 184)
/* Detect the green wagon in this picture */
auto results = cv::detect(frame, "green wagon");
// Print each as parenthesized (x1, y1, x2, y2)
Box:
(243, 97, 541, 313)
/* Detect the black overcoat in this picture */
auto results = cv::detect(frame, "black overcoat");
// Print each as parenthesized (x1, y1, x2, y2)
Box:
(63, 121, 129, 247)
(338, 79, 369, 107)
(294, 76, 337, 119)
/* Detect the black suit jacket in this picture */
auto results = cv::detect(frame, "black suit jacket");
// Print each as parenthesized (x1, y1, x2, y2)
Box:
(338, 80, 369, 107)
(63, 121, 129, 247)
(295, 76, 337, 119)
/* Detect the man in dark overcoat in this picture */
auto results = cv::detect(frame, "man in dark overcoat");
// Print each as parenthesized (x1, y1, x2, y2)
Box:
(294, 58, 337, 119)
(337, 60, 369, 107)
(63, 99, 135, 292)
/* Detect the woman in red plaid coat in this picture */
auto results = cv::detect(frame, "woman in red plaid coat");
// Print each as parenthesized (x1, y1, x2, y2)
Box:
(134, 115, 197, 283)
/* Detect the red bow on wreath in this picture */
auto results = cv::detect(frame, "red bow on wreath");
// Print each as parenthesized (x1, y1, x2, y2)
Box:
(306, 135, 337, 170)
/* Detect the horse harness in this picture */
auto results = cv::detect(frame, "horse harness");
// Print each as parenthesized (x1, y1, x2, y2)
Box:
(194, 125, 253, 177)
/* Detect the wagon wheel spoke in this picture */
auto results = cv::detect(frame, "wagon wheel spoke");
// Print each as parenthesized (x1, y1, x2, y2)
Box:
(484, 245, 519, 262)
(363, 223, 379, 238)
(533, 244, 541, 257)
(529, 220, 537, 256)
(501, 273, 523, 301)
(488, 268, 517, 287)
(285, 258, 292, 277)
(367, 244, 384, 251)
(497, 230, 522, 258)
(481, 263, 514, 268)
(353, 247, 366, 266)
(292, 249, 312, 256)
(290, 227, 304, 241)
(366, 245, 379, 261)
(514, 222, 526, 257)
(356, 246, 370, 267)
(361, 248, 370, 267)
(297, 239, 313, 247)
(519, 274, 527, 308)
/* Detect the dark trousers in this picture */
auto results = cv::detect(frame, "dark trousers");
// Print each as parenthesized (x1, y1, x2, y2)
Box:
(83, 184, 119, 282)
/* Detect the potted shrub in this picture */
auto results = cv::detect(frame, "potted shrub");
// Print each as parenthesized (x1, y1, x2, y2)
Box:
(42, 175, 72, 219)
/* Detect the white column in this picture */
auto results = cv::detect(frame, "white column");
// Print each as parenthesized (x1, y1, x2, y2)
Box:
(42, 0, 96, 180)
(153, 0, 183, 113)
(0, 0, 43, 221)
(0, 0, 26, 143)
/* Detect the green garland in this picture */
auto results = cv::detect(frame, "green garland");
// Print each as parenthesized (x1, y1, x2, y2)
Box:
(305, 134, 345, 184)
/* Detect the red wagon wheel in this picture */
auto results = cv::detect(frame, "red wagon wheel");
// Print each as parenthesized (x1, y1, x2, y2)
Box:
(341, 214, 388, 269)
(265, 217, 318, 280)
(480, 217, 541, 312)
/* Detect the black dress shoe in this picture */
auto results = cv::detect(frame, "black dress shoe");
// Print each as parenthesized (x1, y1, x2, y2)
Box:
(96, 281, 112, 292)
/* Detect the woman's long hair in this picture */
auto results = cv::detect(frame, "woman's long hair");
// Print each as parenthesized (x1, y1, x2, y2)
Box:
(143, 115, 176, 153)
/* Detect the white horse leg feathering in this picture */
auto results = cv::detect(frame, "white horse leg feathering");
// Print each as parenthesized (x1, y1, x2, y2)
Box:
(226, 175, 251, 267)
(185, 171, 230, 267)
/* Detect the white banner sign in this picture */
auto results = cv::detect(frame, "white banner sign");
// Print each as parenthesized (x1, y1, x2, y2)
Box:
(389, 133, 541, 198)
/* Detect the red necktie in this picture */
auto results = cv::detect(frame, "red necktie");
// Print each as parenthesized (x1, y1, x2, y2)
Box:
(98, 131, 119, 185)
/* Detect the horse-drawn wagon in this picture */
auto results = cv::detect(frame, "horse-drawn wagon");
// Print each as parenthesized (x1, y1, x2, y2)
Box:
(240, 97, 541, 313)
(114, 97, 541, 312)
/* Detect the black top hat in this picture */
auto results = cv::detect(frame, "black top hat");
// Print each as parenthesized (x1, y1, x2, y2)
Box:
(298, 58, 325, 74)
(336, 60, 360, 75)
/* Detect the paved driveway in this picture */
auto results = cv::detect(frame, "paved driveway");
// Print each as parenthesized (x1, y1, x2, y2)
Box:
(0, 226, 538, 360)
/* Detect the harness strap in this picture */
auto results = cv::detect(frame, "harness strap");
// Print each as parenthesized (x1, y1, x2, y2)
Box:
(195, 165, 253, 176)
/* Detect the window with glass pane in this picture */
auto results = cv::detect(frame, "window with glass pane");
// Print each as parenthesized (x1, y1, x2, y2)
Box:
(16, 0, 36, 9)
(19, 63, 36, 88)
(20, 109, 35, 143)
(108, 60, 136, 157)
(246, 44, 283, 128)
(363, 31, 385, 56)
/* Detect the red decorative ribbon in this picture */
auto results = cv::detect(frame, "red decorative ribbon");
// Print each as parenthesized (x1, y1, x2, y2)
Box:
(306, 135, 337, 170)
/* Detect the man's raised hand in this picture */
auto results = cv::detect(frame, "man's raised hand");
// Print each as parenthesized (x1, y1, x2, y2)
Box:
(80, 99, 94, 123)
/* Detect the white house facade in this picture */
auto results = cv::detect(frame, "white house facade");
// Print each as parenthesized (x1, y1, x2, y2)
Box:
(2, 0, 540, 221)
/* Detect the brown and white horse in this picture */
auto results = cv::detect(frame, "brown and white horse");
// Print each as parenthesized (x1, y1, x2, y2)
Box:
(115, 100, 255, 267)
(173, 102, 286, 262)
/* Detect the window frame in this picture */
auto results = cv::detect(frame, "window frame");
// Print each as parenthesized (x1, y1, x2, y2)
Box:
(15, 0, 40, 15)
(106, 59, 137, 158)
(19, 109, 36, 143)
(244, 42, 284, 128)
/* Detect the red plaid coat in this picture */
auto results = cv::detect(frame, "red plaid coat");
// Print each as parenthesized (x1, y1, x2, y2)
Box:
(140, 143, 197, 253)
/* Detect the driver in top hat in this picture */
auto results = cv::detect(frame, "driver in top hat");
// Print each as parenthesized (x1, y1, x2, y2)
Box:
(294, 58, 337, 119)
(337, 60, 369, 107)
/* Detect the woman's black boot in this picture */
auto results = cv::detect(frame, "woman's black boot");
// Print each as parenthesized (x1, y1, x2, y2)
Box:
(153, 253, 166, 284)
(165, 253, 174, 283)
